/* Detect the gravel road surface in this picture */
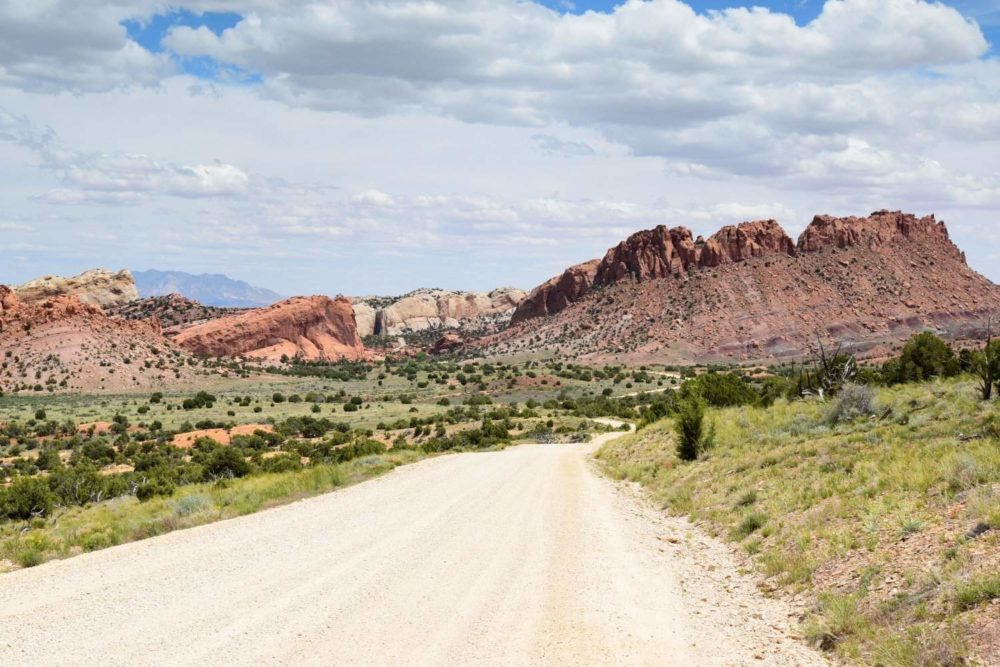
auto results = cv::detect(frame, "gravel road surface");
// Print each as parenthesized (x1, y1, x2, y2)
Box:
(0, 427, 826, 666)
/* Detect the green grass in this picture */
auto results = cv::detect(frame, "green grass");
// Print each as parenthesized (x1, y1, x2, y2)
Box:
(0, 360, 661, 433)
(596, 377, 1000, 665)
(0, 449, 424, 572)
(954, 574, 1000, 611)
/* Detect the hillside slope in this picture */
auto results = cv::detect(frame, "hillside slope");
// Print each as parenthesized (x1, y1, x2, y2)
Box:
(108, 294, 242, 333)
(598, 379, 1000, 664)
(493, 211, 1000, 363)
(0, 286, 195, 393)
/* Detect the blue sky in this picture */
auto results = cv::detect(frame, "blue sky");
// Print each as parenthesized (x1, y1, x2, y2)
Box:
(123, 11, 259, 81)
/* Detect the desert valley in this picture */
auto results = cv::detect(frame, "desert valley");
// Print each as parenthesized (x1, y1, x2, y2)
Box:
(3, 0, 1000, 665)
(2, 209, 1000, 664)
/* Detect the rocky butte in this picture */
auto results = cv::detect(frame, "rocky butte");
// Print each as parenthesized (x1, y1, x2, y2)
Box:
(173, 295, 365, 363)
(14, 269, 139, 310)
(497, 211, 1000, 363)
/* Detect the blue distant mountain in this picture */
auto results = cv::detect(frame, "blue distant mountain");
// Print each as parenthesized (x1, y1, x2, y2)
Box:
(132, 270, 283, 308)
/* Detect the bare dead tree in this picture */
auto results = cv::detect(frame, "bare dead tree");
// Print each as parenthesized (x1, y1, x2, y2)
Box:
(801, 338, 857, 401)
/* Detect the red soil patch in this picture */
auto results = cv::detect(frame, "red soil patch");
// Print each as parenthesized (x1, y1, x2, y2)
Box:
(172, 423, 273, 449)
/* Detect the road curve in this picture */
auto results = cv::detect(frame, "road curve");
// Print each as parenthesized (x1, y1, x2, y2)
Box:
(0, 428, 825, 666)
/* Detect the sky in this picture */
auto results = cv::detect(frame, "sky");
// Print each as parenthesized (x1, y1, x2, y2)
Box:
(1, 0, 999, 297)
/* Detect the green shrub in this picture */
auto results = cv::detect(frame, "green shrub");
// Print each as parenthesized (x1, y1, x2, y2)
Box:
(16, 547, 44, 568)
(885, 332, 960, 384)
(680, 372, 759, 407)
(203, 448, 251, 480)
(735, 510, 767, 539)
(2, 477, 55, 519)
(954, 575, 1000, 611)
(173, 493, 211, 517)
(674, 398, 706, 462)
(136, 477, 175, 502)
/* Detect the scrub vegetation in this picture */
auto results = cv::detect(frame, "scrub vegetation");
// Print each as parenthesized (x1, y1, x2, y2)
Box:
(598, 333, 1000, 665)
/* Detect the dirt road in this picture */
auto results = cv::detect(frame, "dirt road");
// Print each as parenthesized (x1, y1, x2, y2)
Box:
(0, 428, 825, 666)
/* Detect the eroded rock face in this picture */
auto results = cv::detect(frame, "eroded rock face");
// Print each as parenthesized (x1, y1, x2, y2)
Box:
(798, 210, 953, 254)
(353, 287, 527, 337)
(0, 286, 19, 315)
(594, 227, 687, 284)
(701, 220, 797, 267)
(174, 295, 364, 363)
(430, 330, 465, 355)
(513, 220, 798, 325)
(15, 269, 139, 310)
(595, 220, 797, 285)
(510, 259, 600, 325)
(352, 302, 378, 339)
(486, 210, 1000, 364)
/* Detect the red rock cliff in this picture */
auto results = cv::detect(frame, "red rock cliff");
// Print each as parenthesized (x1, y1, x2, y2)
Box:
(593, 220, 796, 286)
(510, 211, 965, 326)
(173, 295, 365, 363)
(797, 210, 957, 256)
(510, 260, 599, 326)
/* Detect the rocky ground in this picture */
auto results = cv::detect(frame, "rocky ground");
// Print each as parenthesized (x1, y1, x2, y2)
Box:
(108, 294, 242, 332)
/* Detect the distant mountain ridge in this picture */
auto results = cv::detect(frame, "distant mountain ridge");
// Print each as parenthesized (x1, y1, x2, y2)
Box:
(133, 270, 283, 308)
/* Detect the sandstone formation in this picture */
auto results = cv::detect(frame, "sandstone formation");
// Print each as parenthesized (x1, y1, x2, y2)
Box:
(510, 260, 599, 325)
(491, 211, 1000, 363)
(0, 287, 190, 393)
(352, 302, 378, 338)
(430, 331, 465, 355)
(15, 269, 139, 310)
(354, 287, 527, 337)
(0, 285, 19, 315)
(174, 296, 365, 363)
(797, 210, 953, 253)
(699, 220, 797, 267)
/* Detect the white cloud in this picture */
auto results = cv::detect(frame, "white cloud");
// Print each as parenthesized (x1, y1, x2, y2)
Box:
(0, 1, 999, 293)
(351, 189, 396, 207)
(532, 133, 596, 156)
(0, 1, 171, 93)
(149, 0, 1000, 192)
(0, 107, 250, 202)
